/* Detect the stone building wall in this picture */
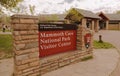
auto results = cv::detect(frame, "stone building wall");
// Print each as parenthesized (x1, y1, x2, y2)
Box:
(11, 14, 93, 76)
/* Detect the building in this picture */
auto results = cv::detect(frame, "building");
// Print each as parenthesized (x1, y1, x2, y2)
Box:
(39, 8, 101, 32)
(65, 8, 100, 32)
(39, 14, 66, 23)
(98, 12, 120, 30)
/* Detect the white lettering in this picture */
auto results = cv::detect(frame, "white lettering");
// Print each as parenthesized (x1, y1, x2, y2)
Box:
(40, 32, 64, 38)
(40, 37, 61, 44)
(58, 42, 71, 47)
(65, 31, 73, 36)
(40, 46, 44, 50)
(62, 37, 70, 41)
(40, 44, 57, 50)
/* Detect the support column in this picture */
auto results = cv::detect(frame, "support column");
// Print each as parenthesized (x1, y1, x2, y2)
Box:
(106, 20, 109, 30)
(77, 25, 94, 51)
(77, 18, 88, 51)
(81, 18, 87, 27)
(91, 20, 95, 31)
(11, 15, 40, 76)
(77, 25, 85, 50)
(94, 20, 99, 32)
(118, 22, 120, 30)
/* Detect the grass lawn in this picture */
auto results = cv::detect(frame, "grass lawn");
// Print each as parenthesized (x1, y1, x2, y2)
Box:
(93, 40, 115, 49)
(0, 28, 12, 32)
(0, 34, 13, 59)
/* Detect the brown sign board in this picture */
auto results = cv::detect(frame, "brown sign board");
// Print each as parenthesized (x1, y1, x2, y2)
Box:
(38, 23, 77, 57)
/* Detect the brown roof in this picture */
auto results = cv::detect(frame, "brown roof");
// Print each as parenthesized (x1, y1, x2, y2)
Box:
(98, 12, 120, 21)
(98, 12, 109, 20)
(39, 14, 66, 21)
(74, 8, 100, 19)
(105, 14, 120, 21)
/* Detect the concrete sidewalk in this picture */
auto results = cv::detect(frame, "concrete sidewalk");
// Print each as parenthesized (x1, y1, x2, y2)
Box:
(0, 31, 12, 34)
(0, 58, 13, 76)
(43, 49, 119, 76)
(110, 59, 120, 76)
(0, 49, 119, 76)
(94, 30, 120, 76)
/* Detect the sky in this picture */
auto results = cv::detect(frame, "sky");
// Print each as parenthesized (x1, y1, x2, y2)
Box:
(17, 0, 120, 14)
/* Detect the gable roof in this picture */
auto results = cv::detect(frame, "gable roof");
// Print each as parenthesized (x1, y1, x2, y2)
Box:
(105, 14, 120, 21)
(98, 12, 120, 21)
(74, 8, 100, 19)
(98, 12, 109, 20)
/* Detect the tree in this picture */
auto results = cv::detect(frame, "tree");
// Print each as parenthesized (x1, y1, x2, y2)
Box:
(0, 0, 23, 8)
(11, 4, 35, 15)
(11, 3, 28, 14)
(29, 5, 35, 15)
(65, 8, 83, 23)
(0, 14, 11, 24)
(0, 0, 23, 14)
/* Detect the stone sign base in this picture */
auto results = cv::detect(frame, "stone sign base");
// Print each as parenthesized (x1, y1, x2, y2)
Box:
(40, 50, 92, 75)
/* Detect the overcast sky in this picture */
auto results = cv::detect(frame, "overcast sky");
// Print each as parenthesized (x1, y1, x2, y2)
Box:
(22, 0, 120, 14)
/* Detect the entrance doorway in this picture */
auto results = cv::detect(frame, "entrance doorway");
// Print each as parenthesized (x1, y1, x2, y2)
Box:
(99, 21, 106, 30)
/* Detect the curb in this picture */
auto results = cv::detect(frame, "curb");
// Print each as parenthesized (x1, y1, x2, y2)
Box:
(109, 47, 120, 76)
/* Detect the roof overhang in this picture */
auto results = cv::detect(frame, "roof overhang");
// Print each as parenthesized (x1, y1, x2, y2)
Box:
(98, 12, 109, 20)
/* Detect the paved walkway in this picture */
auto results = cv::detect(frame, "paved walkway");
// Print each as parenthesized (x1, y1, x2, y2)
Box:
(94, 30, 120, 76)
(43, 49, 119, 76)
(0, 49, 119, 76)
(0, 58, 13, 76)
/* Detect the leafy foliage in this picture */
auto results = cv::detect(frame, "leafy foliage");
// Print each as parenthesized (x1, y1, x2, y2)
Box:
(11, 4, 36, 15)
(0, 0, 23, 8)
(0, 0, 23, 15)
(65, 8, 83, 23)
(0, 14, 11, 24)
(29, 5, 35, 15)
(11, 3, 27, 14)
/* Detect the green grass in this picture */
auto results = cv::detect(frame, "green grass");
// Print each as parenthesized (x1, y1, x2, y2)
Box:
(0, 28, 12, 32)
(0, 34, 13, 59)
(81, 56, 93, 61)
(93, 40, 115, 49)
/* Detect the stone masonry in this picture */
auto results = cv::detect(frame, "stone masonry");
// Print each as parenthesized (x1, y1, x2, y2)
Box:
(11, 15, 40, 76)
(11, 14, 93, 76)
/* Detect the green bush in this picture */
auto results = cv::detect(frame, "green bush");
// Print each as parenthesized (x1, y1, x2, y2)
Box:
(81, 56, 93, 61)
(93, 40, 115, 49)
